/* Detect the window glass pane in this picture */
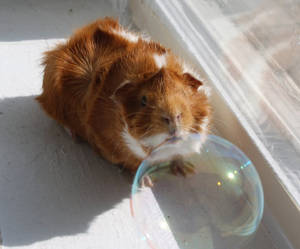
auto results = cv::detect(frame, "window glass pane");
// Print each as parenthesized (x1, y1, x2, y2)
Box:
(147, 0, 300, 207)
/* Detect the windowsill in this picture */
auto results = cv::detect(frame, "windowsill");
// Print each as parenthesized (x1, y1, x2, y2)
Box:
(130, 0, 300, 248)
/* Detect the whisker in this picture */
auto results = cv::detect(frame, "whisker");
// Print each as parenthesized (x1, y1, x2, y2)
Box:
(125, 111, 149, 118)
(211, 117, 229, 129)
(140, 125, 154, 139)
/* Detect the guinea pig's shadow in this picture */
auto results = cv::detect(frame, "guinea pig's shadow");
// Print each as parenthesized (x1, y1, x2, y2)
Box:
(0, 96, 133, 246)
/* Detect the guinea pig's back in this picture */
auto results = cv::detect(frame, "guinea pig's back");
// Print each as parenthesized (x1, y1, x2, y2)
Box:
(37, 41, 93, 127)
(36, 18, 124, 129)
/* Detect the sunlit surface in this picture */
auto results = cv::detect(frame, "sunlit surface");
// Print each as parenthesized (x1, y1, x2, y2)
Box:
(131, 134, 264, 249)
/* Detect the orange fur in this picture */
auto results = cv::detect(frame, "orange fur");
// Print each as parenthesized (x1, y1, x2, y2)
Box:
(37, 17, 211, 172)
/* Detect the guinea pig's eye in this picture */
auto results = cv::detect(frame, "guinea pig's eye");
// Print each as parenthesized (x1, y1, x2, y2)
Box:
(141, 96, 147, 107)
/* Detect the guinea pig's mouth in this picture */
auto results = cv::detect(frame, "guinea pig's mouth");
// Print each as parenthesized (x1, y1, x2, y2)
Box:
(140, 133, 170, 148)
(166, 135, 182, 143)
(140, 132, 189, 149)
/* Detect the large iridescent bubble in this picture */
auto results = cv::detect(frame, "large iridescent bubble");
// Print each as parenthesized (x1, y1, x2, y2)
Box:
(131, 134, 264, 249)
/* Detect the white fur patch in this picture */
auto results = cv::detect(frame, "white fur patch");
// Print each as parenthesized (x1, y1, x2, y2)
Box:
(200, 117, 210, 132)
(147, 134, 203, 164)
(122, 125, 147, 159)
(112, 29, 139, 43)
(141, 133, 169, 148)
(153, 53, 167, 69)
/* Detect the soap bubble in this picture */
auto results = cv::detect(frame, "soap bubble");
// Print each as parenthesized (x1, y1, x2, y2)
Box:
(131, 134, 264, 249)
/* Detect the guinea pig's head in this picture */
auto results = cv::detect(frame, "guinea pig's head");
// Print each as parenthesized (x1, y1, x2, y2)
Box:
(113, 58, 211, 150)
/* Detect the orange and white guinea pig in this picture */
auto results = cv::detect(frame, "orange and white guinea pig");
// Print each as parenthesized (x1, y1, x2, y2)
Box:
(37, 17, 212, 172)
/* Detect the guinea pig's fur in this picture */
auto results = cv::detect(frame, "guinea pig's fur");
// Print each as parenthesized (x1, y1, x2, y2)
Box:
(37, 17, 212, 172)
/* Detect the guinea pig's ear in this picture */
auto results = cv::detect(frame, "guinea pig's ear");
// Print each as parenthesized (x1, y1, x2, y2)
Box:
(183, 73, 203, 89)
(93, 28, 113, 45)
(92, 20, 127, 48)
(183, 73, 211, 97)
(110, 80, 134, 104)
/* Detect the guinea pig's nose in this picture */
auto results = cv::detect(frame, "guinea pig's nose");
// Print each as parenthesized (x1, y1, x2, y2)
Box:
(176, 113, 182, 121)
(169, 126, 178, 137)
(162, 114, 180, 136)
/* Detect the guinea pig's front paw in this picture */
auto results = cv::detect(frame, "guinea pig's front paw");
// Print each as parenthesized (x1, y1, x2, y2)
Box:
(141, 175, 154, 188)
(170, 158, 196, 177)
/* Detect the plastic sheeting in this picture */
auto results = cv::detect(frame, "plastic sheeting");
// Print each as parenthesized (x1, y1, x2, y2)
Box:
(127, 0, 300, 208)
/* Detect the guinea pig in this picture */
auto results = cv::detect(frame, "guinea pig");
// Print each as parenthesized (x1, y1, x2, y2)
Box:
(37, 17, 212, 173)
